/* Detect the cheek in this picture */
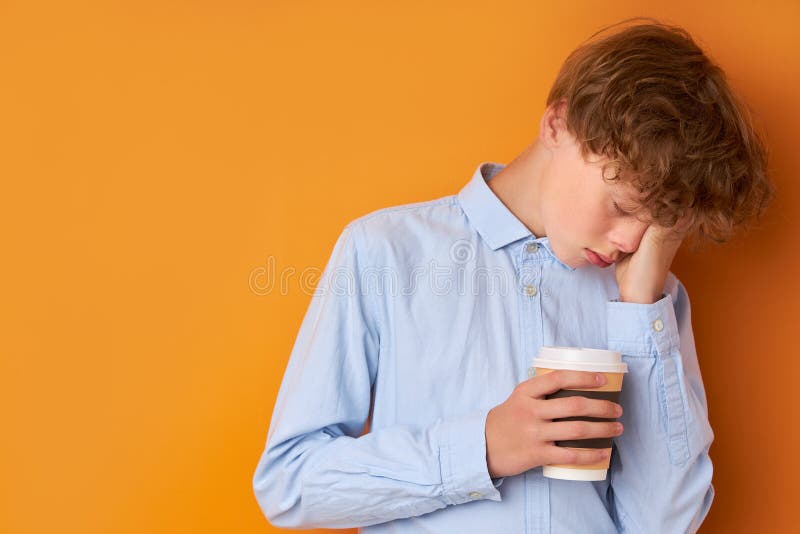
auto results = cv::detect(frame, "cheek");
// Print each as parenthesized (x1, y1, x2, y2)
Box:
(545, 194, 605, 238)
(578, 209, 610, 236)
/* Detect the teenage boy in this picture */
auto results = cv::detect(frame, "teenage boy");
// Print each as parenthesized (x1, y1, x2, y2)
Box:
(253, 19, 772, 533)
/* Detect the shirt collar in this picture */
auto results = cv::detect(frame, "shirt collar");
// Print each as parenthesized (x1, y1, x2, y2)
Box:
(457, 161, 576, 271)
(457, 161, 534, 250)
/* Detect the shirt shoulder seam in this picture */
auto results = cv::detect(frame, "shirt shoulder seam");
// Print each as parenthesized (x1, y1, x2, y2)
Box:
(345, 196, 458, 229)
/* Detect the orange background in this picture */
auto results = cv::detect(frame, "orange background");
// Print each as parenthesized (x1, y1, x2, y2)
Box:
(2, 2, 798, 533)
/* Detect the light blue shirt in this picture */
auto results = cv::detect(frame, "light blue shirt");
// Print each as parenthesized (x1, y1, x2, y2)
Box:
(253, 162, 715, 533)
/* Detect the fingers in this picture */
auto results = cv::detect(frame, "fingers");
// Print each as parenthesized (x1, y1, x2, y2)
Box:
(650, 216, 693, 242)
(540, 420, 623, 443)
(546, 445, 612, 466)
(537, 395, 622, 420)
(521, 369, 605, 399)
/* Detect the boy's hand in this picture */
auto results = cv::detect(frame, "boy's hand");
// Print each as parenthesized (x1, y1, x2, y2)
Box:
(485, 370, 623, 479)
(614, 218, 692, 304)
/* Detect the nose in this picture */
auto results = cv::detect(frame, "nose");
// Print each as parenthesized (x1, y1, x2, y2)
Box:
(610, 219, 649, 254)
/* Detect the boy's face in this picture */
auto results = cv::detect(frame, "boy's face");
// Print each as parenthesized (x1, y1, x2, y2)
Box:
(538, 110, 651, 269)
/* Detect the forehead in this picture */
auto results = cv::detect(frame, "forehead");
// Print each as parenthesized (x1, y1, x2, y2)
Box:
(583, 153, 643, 196)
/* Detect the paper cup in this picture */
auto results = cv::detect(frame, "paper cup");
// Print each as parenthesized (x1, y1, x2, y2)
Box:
(531, 346, 628, 481)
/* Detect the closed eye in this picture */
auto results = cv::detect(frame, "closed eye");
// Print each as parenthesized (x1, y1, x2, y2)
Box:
(613, 201, 634, 216)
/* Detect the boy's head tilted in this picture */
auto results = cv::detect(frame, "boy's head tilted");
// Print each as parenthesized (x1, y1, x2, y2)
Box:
(492, 18, 774, 269)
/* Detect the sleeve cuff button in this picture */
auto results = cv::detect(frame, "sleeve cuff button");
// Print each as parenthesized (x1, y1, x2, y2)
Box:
(469, 491, 483, 499)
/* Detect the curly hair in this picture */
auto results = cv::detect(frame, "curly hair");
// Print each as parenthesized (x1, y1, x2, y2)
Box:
(546, 17, 774, 246)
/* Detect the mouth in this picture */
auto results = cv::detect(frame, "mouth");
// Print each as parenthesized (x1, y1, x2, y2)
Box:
(585, 249, 613, 267)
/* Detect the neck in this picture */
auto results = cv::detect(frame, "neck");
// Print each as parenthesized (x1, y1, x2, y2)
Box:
(487, 140, 548, 238)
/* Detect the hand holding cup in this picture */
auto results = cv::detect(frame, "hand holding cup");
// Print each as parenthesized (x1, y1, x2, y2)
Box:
(486, 367, 624, 479)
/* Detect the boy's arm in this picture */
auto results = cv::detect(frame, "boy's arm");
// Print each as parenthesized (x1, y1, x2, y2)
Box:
(605, 275, 715, 533)
(252, 223, 502, 529)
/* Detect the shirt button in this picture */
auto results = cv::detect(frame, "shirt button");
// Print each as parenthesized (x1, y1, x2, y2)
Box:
(527, 367, 536, 377)
(524, 284, 537, 296)
(653, 319, 664, 332)
(469, 491, 483, 499)
(526, 242, 539, 254)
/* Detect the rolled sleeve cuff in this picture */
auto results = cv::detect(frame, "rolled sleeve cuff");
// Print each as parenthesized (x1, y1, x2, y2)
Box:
(439, 407, 503, 505)
(607, 293, 679, 357)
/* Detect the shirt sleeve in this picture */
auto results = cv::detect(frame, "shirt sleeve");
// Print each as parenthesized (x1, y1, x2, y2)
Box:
(605, 274, 715, 533)
(252, 222, 502, 530)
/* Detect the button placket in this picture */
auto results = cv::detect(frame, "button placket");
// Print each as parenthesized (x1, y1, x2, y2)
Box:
(520, 241, 548, 298)
(516, 243, 549, 529)
(518, 257, 540, 299)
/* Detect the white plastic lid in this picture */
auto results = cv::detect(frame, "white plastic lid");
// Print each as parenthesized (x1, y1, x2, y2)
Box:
(543, 465, 608, 481)
(531, 346, 628, 373)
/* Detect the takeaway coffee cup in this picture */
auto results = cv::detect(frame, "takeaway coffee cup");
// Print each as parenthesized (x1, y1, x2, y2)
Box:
(531, 346, 628, 481)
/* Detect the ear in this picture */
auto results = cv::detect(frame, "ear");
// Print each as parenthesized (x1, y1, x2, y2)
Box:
(538, 99, 569, 150)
